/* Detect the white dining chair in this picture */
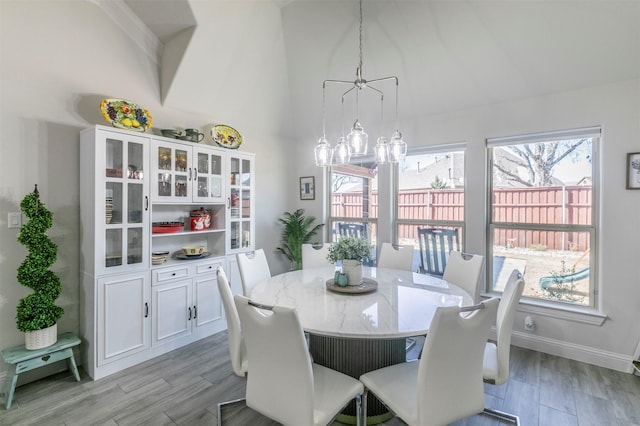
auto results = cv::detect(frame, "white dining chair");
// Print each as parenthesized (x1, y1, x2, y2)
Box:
(377, 243, 414, 271)
(442, 250, 484, 303)
(234, 294, 364, 426)
(359, 298, 499, 426)
(482, 269, 525, 425)
(216, 267, 248, 426)
(236, 249, 271, 296)
(301, 243, 332, 269)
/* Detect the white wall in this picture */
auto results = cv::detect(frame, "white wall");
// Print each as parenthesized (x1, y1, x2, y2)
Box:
(0, 0, 293, 380)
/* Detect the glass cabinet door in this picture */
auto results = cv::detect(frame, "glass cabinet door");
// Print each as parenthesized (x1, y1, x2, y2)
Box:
(193, 146, 225, 203)
(102, 133, 149, 274)
(151, 140, 190, 202)
(227, 153, 254, 253)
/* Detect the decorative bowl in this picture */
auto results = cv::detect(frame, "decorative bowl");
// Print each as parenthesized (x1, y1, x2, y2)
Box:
(160, 129, 182, 138)
(152, 221, 184, 234)
(151, 251, 170, 265)
(182, 246, 204, 257)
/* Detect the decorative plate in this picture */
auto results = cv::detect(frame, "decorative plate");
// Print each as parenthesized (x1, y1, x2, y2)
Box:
(325, 277, 378, 294)
(100, 98, 153, 132)
(211, 125, 242, 149)
(174, 252, 213, 260)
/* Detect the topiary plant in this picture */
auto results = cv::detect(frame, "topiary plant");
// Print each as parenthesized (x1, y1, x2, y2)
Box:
(15, 185, 64, 332)
(276, 209, 324, 270)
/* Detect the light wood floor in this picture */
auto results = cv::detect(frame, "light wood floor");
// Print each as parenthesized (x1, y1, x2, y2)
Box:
(1, 331, 639, 426)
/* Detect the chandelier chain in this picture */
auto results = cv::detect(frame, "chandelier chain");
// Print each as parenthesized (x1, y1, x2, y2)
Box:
(358, 0, 363, 74)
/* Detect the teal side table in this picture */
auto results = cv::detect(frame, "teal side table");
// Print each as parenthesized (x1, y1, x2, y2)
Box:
(1, 332, 81, 410)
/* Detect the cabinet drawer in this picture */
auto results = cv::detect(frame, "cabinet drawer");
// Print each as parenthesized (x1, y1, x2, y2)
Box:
(154, 266, 190, 283)
(196, 259, 223, 275)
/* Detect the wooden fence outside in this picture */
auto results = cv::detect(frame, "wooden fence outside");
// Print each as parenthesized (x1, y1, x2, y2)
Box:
(331, 185, 592, 251)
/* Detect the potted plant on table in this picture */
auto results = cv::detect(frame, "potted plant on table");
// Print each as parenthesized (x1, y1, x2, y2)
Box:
(16, 185, 64, 349)
(327, 236, 372, 285)
(275, 209, 324, 270)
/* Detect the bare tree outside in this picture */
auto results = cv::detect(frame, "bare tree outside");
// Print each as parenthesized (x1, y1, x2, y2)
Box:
(493, 139, 592, 187)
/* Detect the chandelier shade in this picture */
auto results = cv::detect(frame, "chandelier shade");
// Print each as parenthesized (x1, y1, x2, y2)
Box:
(314, 136, 333, 167)
(314, 0, 406, 168)
(374, 136, 390, 164)
(389, 130, 407, 163)
(334, 136, 351, 164)
(347, 120, 368, 156)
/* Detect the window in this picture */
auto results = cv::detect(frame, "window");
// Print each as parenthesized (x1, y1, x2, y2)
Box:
(487, 127, 598, 308)
(328, 159, 378, 264)
(396, 147, 466, 272)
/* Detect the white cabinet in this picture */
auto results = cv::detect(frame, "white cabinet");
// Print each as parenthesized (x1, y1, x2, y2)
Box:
(227, 152, 255, 253)
(81, 125, 249, 380)
(152, 259, 223, 347)
(90, 128, 151, 276)
(151, 139, 225, 204)
(153, 276, 192, 345)
(97, 272, 151, 366)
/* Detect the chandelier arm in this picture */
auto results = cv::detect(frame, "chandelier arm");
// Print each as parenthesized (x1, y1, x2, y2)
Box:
(341, 86, 358, 103)
(362, 84, 384, 98)
(365, 76, 399, 84)
(323, 79, 359, 86)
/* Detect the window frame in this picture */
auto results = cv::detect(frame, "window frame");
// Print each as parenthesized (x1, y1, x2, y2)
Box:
(486, 127, 600, 311)
(395, 145, 467, 248)
(325, 159, 379, 247)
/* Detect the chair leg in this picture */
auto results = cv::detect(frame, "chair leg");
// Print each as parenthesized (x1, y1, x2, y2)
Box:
(355, 394, 363, 426)
(217, 397, 246, 426)
(482, 407, 520, 425)
(361, 389, 369, 426)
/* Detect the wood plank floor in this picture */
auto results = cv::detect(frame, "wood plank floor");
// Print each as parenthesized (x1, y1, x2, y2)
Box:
(1, 332, 639, 426)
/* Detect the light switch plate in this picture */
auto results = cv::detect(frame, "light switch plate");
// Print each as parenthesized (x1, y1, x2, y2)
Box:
(8, 212, 21, 228)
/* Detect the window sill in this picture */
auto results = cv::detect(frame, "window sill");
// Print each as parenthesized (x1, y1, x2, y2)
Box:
(482, 293, 607, 326)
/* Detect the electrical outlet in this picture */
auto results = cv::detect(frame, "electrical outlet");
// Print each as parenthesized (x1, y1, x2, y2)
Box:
(7, 212, 21, 228)
(524, 316, 535, 331)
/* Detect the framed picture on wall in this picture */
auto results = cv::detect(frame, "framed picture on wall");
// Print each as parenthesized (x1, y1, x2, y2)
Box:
(626, 152, 640, 189)
(300, 176, 315, 200)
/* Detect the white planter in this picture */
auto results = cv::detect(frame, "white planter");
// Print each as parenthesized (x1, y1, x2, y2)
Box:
(342, 260, 363, 286)
(25, 323, 57, 350)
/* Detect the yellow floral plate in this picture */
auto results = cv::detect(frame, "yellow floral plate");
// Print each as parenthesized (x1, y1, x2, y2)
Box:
(100, 98, 153, 132)
(211, 124, 242, 149)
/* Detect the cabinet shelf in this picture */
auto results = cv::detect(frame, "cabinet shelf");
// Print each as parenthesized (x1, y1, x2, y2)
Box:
(152, 228, 225, 238)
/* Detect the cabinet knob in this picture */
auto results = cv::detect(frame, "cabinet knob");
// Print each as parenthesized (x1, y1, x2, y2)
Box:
(172, 273, 176, 276)
(144, 302, 149, 318)
(193, 306, 197, 319)
(188, 307, 192, 320)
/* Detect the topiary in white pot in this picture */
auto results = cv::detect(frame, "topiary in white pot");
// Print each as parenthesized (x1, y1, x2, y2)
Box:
(16, 185, 64, 349)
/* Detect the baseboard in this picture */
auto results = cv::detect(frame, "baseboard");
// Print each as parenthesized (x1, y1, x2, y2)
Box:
(511, 330, 634, 373)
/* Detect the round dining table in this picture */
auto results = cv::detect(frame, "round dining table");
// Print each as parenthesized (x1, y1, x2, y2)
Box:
(249, 266, 473, 423)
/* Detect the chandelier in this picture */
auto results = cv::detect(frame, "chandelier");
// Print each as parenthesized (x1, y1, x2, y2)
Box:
(314, 0, 407, 167)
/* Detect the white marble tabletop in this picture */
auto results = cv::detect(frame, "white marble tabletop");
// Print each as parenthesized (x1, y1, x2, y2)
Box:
(249, 266, 473, 339)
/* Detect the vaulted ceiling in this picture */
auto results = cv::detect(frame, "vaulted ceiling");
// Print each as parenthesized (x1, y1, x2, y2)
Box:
(122, 0, 640, 141)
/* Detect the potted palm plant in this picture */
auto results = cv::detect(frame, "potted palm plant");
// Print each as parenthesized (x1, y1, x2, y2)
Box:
(16, 185, 64, 349)
(276, 209, 324, 270)
(327, 236, 371, 285)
